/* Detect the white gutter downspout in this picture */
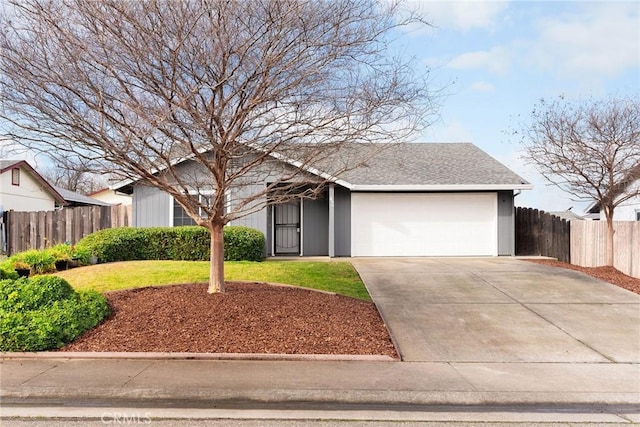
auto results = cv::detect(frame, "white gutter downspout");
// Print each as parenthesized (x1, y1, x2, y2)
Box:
(328, 184, 335, 258)
(299, 196, 304, 257)
(271, 205, 275, 257)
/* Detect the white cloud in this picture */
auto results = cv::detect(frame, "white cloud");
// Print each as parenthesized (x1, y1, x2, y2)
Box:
(526, 2, 639, 80)
(470, 81, 495, 92)
(437, 2, 638, 84)
(447, 46, 511, 74)
(416, 0, 509, 32)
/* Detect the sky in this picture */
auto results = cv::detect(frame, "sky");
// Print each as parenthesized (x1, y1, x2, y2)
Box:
(396, 0, 639, 214)
(1, 1, 638, 214)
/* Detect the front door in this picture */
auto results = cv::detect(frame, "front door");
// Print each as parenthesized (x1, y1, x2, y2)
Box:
(275, 201, 300, 255)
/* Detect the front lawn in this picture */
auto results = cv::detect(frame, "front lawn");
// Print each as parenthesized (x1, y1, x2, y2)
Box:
(55, 260, 370, 301)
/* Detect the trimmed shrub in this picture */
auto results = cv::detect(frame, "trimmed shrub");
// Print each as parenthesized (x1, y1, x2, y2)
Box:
(0, 276, 109, 351)
(224, 226, 266, 262)
(0, 265, 18, 280)
(0, 276, 75, 312)
(75, 226, 265, 263)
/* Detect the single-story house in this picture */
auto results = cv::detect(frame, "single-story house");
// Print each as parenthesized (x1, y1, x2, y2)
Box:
(0, 160, 67, 214)
(0, 159, 111, 215)
(87, 188, 133, 206)
(586, 168, 640, 221)
(113, 143, 532, 257)
(52, 185, 111, 208)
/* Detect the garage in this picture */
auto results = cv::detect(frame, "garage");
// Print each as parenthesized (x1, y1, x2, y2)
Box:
(350, 192, 498, 257)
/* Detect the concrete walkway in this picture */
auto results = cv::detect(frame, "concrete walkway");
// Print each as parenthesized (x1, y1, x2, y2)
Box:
(1, 258, 639, 423)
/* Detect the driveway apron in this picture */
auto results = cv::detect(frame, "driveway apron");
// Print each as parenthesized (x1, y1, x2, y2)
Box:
(351, 258, 640, 363)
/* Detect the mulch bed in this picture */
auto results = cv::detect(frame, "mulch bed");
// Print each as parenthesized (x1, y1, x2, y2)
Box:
(60, 282, 398, 357)
(526, 259, 640, 295)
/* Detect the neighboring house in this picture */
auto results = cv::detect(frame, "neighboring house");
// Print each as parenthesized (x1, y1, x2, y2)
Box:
(88, 188, 133, 206)
(52, 185, 111, 208)
(586, 172, 640, 221)
(112, 143, 532, 257)
(0, 159, 110, 215)
(549, 210, 588, 221)
(0, 160, 67, 215)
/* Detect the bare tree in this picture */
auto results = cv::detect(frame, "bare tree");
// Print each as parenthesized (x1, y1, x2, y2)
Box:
(0, 0, 435, 292)
(519, 95, 640, 266)
(40, 154, 106, 194)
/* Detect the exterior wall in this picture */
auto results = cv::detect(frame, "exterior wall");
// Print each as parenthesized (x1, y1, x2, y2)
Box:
(0, 166, 56, 213)
(132, 184, 171, 227)
(302, 194, 329, 256)
(90, 189, 132, 205)
(599, 179, 640, 221)
(334, 186, 351, 257)
(497, 190, 515, 256)
(228, 185, 268, 236)
(596, 178, 640, 221)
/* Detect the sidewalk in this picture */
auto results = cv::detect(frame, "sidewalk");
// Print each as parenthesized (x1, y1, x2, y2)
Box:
(1, 355, 639, 410)
(2, 258, 639, 423)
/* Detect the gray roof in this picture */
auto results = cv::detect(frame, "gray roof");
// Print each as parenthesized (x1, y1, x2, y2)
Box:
(112, 142, 532, 191)
(321, 143, 530, 189)
(52, 185, 111, 207)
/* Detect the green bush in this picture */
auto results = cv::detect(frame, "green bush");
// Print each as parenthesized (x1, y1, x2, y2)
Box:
(0, 276, 109, 352)
(0, 276, 74, 312)
(0, 265, 18, 280)
(223, 226, 266, 262)
(75, 226, 265, 263)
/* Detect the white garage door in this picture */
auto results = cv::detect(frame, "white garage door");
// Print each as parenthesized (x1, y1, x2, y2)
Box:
(351, 193, 497, 257)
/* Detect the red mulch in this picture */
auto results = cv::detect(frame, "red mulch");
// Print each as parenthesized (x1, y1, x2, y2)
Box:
(60, 282, 398, 357)
(526, 259, 640, 295)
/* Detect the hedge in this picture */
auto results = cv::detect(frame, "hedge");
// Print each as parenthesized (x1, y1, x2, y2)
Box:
(0, 276, 109, 351)
(75, 226, 265, 263)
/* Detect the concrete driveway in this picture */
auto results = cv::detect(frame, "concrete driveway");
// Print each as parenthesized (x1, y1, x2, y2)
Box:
(351, 258, 640, 363)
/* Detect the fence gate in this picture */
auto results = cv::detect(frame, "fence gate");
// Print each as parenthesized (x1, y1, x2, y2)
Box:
(515, 207, 571, 263)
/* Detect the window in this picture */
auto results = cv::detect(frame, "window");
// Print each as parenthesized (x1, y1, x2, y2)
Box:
(172, 193, 214, 226)
(11, 168, 19, 186)
(636, 210, 640, 221)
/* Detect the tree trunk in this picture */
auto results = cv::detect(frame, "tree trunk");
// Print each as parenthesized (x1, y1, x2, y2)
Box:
(208, 222, 225, 293)
(605, 213, 615, 267)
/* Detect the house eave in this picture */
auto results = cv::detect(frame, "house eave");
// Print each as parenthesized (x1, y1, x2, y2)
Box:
(348, 184, 534, 192)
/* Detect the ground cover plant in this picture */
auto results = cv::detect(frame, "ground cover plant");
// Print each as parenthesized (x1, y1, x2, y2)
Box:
(55, 260, 369, 301)
(1, 244, 92, 276)
(0, 275, 109, 351)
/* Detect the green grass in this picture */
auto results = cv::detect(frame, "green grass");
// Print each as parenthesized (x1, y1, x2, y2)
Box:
(55, 260, 370, 301)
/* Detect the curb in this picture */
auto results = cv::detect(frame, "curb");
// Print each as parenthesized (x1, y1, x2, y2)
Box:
(0, 351, 396, 362)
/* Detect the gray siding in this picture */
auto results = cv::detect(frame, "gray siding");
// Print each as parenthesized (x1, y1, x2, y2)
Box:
(334, 186, 351, 257)
(497, 190, 515, 256)
(132, 184, 170, 227)
(302, 195, 329, 256)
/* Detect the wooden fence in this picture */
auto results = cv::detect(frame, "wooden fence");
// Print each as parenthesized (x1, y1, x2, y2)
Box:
(571, 221, 640, 279)
(3, 204, 131, 255)
(515, 207, 571, 263)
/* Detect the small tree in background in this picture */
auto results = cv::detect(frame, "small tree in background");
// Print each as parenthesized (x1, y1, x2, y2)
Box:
(519, 95, 640, 266)
(0, 0, 437, 292)
(40, 155, 106, 194)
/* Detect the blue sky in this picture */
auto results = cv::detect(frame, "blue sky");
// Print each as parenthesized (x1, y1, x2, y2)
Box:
(2, 1, 638, 214)
(399, 0, 639, 213)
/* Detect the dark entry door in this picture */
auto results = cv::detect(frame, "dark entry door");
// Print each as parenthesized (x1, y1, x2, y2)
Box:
(275, 201, 300, 254)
